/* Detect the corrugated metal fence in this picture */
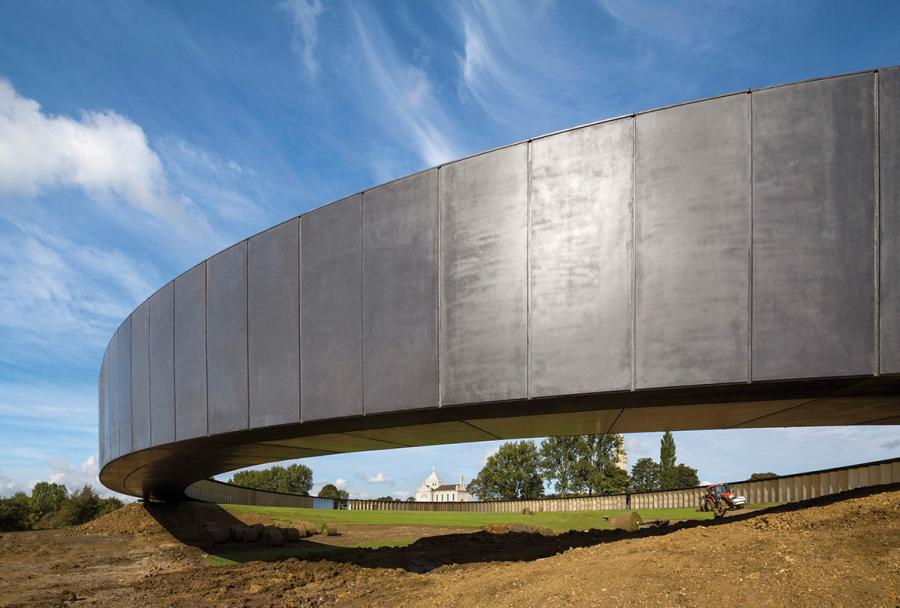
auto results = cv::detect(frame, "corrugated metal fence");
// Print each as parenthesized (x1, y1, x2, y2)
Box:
(184, 456, 900, 512)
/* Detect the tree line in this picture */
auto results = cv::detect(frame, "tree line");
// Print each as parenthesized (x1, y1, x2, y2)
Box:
(229, 464, 350, 499)
(468, 431, 701, 501)
(0, 483, 123, 531)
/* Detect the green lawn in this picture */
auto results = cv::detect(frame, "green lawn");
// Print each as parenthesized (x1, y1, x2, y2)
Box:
(198, 502, 779, 533)
(201, 502, 780, 566)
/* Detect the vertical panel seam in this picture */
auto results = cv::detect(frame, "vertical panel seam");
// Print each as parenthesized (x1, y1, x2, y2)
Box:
(436, 168, 442, 408)
(128, 315, 133, 453)
(874, 70, 881, 376)
(204, 263, 209, 436)
(437, 167, 443, 407)
(302, 221, 303, 422)
(748, 91, 754, 383)
(171, 282, 176, 441)
(247, 239, 252, 429)
(147, 307, 152, 447)
(360, 193, 366, 415)
(630, 115, 637, 391)
(526, 140, 533, 398)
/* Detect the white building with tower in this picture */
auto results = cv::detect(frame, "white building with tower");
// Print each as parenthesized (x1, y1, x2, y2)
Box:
(415, 467, 471, 502)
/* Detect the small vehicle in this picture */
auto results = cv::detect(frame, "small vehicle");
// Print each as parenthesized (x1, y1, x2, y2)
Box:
(700, 483, 746, 517)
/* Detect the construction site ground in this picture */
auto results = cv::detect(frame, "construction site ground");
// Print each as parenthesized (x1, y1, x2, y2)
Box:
(0, 485, 897, 607)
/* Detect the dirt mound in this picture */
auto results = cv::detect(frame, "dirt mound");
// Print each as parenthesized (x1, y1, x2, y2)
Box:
(481, 523, 554, 536)
(4, 485, 897, 607)
(73, 502, 167, 537)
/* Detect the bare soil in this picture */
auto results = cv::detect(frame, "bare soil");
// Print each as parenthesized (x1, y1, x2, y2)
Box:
(1, 486, 897, 608)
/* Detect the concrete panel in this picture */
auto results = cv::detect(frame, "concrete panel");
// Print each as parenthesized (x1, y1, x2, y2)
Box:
(881, 67, 900, 373)
(752, 73, 876, 379)
(530, 119, 633, 396)
(248, 219, 300, 427)
(363, 171, 439, 413)
(440, 144, 528, 404)
(301, 196, 363, 421)
(207, 242, 249, 435)
(131, 301, 151, 451)
(116, 318, 133, 457)
(99, 350, 107, 465)
(635, 93, 750, 388)
(174, 263, 207, 440)
(149, 283, 175, 446)
(107, 334, 119, 459)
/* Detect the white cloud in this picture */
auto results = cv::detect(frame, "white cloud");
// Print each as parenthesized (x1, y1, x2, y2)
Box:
(0, 80, 212, 238)
(157, 137, 268, 228)
(455, 0, 576, 128)
(348, 6, 461, 167)
(334, 478, 348, 491)
(282, 0, 325, 78)
(47, 454, 99, 489)
(0, 468, 16, 496)
(482, 445, 499, 466)
(366, 472, 394, 485)
(392, 490, 409, 499)
(0, 221, 158, 362)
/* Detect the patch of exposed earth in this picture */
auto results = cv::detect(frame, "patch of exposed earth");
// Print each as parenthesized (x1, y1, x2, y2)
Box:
(1, 486, 897, 607)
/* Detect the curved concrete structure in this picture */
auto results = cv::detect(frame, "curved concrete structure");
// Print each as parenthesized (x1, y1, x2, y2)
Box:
(100, 68, 900, 499)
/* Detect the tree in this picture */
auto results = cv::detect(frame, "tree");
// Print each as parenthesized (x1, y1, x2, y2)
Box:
(659, 431, 677, 490)
(317, 484, 348, 500)
(375, 496, 395, 502)
(538, 436, 581, 496)
(468, 441, 543, 500)
(230, 464, 313, 495)
(539, 435, 628, 496)
(595, 460, 629, 495)
(30, 482, 67, 523)
(630, 457, 660, 492)
(0, 492, 31, 531)
(672, 463, 700, 489)
(406, 496, 415, 502)
(41, 486, 122, 528)
(750, 472, 778, 480)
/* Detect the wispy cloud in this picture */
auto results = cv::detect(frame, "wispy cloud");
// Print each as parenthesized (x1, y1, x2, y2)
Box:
(455, 0, 579, 129)
(348, 5, 461, 168)
(0, 381, 97, 433)
(157, 137, 269, 229)
(0, 221, 157, 363)
(0, 79, 214, 241)
(282, 0, 325, 78)
(0, 468, 16, 496)
(597, 0, 725, 47)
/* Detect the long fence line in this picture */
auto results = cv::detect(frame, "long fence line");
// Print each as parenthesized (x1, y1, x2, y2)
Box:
(184, 456, 900, 512)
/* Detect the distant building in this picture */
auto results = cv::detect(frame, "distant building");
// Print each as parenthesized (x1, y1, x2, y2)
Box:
(415, 467, 471, 502)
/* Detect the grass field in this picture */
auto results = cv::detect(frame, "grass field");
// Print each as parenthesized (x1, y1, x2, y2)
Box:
(208, 502, 780, 532)
(202, 502, 779, 565)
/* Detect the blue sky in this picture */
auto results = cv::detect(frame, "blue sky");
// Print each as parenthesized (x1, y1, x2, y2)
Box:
(0, 0, 898, 499)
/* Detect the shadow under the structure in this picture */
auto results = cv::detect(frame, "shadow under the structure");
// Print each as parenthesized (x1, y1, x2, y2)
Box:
(146, 483, 897, 574)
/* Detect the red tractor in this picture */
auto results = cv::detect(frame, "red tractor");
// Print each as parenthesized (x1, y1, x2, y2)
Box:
(700, 483, 746, 517)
